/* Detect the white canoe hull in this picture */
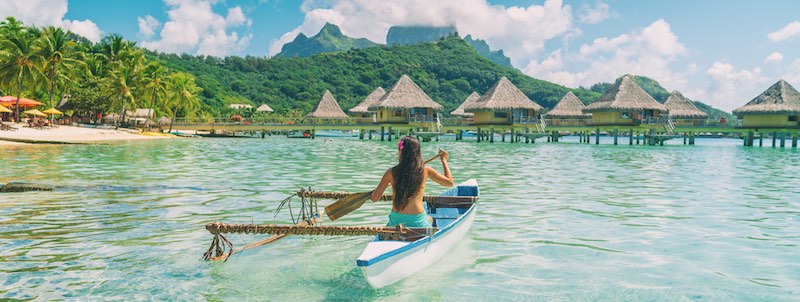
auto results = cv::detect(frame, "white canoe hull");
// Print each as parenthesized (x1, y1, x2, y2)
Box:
(356, 179, 478, 288)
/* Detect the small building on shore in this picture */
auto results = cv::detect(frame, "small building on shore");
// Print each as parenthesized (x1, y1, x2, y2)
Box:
(125, 108, 155, 125)
(228, 104, 253, 110)
(256, 104, 274, 113)
(306, 90, 348, 120)
(464, 77, 543, 125)
(545, 91, 590, 126)
(664, 90, 708, 126)
(732, 80, 800, 128)
(583, 75, 668, 126)
(368, 75, 443, 124)
(348, 87, 385, 123)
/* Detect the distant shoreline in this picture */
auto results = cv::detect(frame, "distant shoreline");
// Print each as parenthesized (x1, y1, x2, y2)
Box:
(0, 124, 174, 146)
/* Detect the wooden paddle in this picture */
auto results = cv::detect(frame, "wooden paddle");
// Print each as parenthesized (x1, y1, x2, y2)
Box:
(324, 152, 442, 221)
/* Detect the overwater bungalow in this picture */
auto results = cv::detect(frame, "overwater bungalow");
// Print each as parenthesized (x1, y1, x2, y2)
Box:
(583, 75, 668, 126)
(368, 75, 443, 124)
(348, 87, 385, 123)
(664, 90, 707, 126)
(545, 91, 590, 126)
(464, 77, 543, 125)
(450, 92, 479, 118)
(306, 90, 348, 121)
(732, 80, 800, 128)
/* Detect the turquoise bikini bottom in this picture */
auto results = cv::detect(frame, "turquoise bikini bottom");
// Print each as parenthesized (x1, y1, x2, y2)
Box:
(387, 211, 432, 228)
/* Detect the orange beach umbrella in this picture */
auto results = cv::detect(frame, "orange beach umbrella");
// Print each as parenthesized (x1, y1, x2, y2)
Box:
(0, 96, 44, 108)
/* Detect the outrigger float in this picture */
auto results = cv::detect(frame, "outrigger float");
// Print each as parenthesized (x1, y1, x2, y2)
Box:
(202, 179, 479, 288)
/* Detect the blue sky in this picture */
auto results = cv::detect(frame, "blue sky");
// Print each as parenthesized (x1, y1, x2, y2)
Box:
(3, 0, 800, 111)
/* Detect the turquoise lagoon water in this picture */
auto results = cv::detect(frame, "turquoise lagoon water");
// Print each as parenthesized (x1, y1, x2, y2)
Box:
(1, 136, 798, 301)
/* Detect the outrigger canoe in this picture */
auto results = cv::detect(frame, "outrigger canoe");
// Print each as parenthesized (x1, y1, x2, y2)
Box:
(356, 179, 479, 288)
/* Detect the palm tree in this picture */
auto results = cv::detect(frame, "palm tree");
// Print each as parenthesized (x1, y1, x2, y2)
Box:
(37, 26, 88, 112)
(166, 72, 202, 132)
(103, 52, 144, 127)
(142, 61, 169, 116)
(0, 27, 44, 122)
(0, 17, 24, 37)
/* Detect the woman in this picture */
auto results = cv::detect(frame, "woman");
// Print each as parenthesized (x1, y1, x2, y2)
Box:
(371, 136, 453, 228)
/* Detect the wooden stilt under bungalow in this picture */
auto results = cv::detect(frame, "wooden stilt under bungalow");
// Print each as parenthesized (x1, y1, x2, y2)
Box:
(732, 80, 800, 129)
(545, 91, 590, 126)
(348, 87, 385, 123)
(306, 90, 348, 124)
(368, 75, 443, 130)
(664, 90, 708, 126)
(583, 75, 669, 126)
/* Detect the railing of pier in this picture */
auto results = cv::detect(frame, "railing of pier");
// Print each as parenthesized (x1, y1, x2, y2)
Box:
(172, 117, 376, 126)
(544, 118, 590, 126)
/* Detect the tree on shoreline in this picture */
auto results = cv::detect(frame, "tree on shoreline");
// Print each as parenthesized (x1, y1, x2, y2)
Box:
(37, 26, 88, 113)
(0, 18, 44, 122)
(166, 72, 202, 132)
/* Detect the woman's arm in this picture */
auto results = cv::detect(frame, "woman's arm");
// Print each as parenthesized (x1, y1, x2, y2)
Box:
(371, 169, 393, 202)
(426, 149, 454, 187)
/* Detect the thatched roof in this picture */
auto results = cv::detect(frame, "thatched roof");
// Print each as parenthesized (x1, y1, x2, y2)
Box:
(664, 90, 708, 119)
(368, 75, 443, 111)
(348, 87, 386, 114)
(256, 104, 274, 112)
(583, 75, 667, 113)
(306, 90, 348, 118)
(733, 80, 800, 116)
(126, 108, 155, 118)
(464, 77, 543, 113)
(157, 116, 171, 125)
(546, 91, 590, 118)
(450, 92, 480, 117)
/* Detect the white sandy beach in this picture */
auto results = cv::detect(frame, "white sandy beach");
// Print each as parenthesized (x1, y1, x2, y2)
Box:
(0, 124, 173, 145)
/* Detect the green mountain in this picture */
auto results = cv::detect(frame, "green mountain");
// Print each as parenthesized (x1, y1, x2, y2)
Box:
(386, 25, 458, 46)
(464, 35, 513, 67)
(589, 75, 734, 121)
(158, 35, 600, 115)
(386, 25, 513, 68)
(275, 23, 378, 58)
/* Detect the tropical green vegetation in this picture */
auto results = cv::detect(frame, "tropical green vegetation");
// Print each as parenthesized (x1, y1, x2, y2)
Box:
(0, 17, 202, 124)
(159, 34, 600, 115)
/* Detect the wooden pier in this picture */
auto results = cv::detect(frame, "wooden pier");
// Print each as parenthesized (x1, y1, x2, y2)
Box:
(167, 117, 797, 148)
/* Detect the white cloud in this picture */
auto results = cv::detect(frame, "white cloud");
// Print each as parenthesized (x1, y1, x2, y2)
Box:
(0, 0, 102, 42)
(768, 21, 800, 42)
(526, 19, 689, 91)
(578, 1, 611, 24)
(61, 19, 101, 42)
(138, 15, 161, 38)
(140, 0, 252, 56)
(269, 0, 574, 66)
(780, 60, 800, 84)
(764, 52, 783, 64)
(704, 62, 767, 111)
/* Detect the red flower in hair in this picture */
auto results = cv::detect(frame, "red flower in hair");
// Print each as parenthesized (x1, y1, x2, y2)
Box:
(398, 140, 404, 150)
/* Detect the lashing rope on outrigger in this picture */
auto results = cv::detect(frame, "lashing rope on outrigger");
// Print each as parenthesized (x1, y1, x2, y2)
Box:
(202, 222, 420, 261)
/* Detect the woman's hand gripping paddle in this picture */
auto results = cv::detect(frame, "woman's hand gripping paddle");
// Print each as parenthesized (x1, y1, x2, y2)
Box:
(324, 152, 443, 221)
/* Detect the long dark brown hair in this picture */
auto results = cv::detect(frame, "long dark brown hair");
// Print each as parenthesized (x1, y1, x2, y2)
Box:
(392, 136, 424, 211)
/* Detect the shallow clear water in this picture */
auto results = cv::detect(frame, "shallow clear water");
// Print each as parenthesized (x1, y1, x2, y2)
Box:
(1, 136, 799, 301)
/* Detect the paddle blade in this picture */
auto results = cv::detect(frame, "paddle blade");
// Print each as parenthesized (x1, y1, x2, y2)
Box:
(325, 191, 372, 221)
